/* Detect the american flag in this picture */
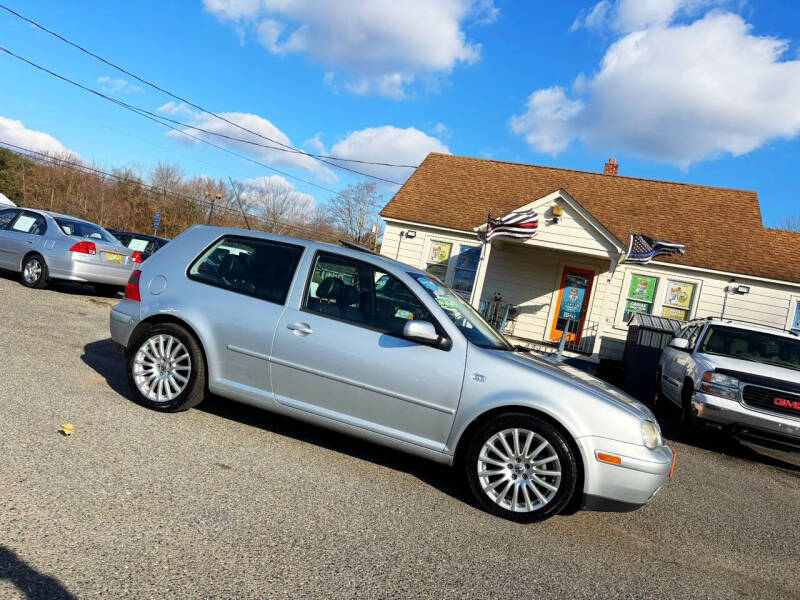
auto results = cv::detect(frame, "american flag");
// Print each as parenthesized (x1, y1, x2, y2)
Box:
(485, 209, 539, 241)
(622, 233, 685, 264)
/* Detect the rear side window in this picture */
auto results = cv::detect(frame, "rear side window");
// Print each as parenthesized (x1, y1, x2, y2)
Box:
(11, 212, 47, 235)
(188, 235, 304, 305)
(55, 217, 117, 243)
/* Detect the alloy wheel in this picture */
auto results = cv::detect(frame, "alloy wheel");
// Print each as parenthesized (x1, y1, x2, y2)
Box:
(132, 334, 192, 403)
(23, 258, 42, 284)
(477, 428, 562, 513)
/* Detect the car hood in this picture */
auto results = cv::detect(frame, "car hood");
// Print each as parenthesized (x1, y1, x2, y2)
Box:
(701, 354, 800, 384)
(494, 349, 654, 421)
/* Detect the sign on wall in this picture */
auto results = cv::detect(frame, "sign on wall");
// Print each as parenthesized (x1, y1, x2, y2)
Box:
(624, 274, 658, 320)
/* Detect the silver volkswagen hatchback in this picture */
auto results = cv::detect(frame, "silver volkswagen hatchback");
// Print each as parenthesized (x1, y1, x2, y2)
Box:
(110, 225, 674, 522)
(0, 207, 139, 293)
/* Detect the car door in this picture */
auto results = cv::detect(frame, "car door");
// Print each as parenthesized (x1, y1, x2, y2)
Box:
(185, 233, 306, 402)
(0, 210, 47, 269)
(662, 323, 700, 403)
(270, 250, 467, 452)
(0, 208, 21, 268)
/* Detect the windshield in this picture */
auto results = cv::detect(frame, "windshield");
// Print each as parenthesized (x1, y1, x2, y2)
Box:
(409, 272, 513, 350)
(55, 217, 119, 244)
(700, 325, 800, 371)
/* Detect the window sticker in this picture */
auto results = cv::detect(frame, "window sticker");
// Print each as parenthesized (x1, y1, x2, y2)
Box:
(11, 215, 36, 233)
(417, 276, 436, 290)
(127, 238, 149, 252)
(395, 309, 414, 320)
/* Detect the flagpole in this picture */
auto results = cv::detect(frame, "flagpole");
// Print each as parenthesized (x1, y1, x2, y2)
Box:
(469, 208, 491, 308)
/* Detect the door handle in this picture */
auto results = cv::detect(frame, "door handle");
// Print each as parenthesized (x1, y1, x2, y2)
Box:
(25, 240, 34, 244)
(287, 322, 313, 335)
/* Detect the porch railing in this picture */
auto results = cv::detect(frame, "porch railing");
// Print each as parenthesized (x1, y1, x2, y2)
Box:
(479, 300, 597, 356)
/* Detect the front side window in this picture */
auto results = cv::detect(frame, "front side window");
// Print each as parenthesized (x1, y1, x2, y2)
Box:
(0, 209, 19, 230)
(409, 272, 512, 350)
(304, 252, 434, 337)
(699, 326, 800, 371)
(623, 274, 658, 322)
(55, 218, 118, 244)
(661, 280, 696, 320)
(188, 235, 304, 304)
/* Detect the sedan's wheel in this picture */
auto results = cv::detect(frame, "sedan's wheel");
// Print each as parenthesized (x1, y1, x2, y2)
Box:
(20, 254, 48, 289)
(126, 323, 206, 412)
(464, 413, 577, 522)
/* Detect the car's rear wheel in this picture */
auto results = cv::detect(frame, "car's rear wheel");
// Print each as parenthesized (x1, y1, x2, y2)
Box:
(20, 254, 48, 289)
(463, 413, 577, 523)
(126, 323, 206, 412)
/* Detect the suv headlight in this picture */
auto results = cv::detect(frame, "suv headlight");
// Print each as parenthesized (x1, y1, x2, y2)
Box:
(641, 420, 662, 449)
(700, 371, 739, 401)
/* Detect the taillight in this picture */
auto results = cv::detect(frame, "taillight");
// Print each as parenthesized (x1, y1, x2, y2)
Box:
(124, 269, 141, 301)
(69, 240, 96, 255)
(131, 251, 143, 263)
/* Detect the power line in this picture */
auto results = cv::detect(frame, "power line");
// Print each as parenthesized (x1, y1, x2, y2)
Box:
(0, 3, 419, 172)
(0, 140, 342, 242)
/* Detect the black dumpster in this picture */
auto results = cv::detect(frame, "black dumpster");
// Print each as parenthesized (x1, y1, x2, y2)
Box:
(622, 313, 682, 404)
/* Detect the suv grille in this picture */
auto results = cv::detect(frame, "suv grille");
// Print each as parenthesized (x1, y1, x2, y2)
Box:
(742, 385, 800, 419)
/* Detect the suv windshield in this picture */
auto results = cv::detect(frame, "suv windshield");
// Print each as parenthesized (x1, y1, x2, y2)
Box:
(699, 325, 800, 371)
(409, 272, 512, 350)
(56, 217, 119, 244)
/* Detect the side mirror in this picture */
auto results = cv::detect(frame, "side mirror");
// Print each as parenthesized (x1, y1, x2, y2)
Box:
(669, 337, 690, 350)
(403, 320, 450, 350)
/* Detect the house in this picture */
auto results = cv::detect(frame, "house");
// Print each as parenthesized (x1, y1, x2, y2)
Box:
(379, 153, 800, 363)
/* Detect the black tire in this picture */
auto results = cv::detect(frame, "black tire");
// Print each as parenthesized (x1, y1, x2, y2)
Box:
(94, 283, 122, 297)
(20, 254, 48, 289)
(679, 381, 697, 439)
(126, 322, 206, 413)
(463, 412, 578, 523)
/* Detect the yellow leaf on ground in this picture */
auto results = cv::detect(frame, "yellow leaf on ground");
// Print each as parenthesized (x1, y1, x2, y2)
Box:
(58, 423, 75, 436)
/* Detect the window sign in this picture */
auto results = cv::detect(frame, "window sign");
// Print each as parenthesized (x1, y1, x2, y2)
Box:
(792, 302, 800, 334)
(661, 280, 695, 320)
(623, 274, 657, 321)
(11, 215, 36, 233)
(425, 240, 452, 280)
(451, 245, 480, 298)
(557, 273, 589, 332)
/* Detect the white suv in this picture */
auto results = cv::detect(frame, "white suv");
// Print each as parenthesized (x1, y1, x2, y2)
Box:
(656, 318, 800, 451)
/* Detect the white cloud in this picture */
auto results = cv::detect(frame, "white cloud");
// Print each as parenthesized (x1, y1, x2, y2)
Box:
(329, 126, 450, 186)
(157, 101, 196, 117)
(203, 0, 495, 98)
(244, 174, 316, 208)
(0, 115, 75, 157)
(572, 0, 730, 33)
(97, 76, 142, 94)
(164, 110, 336, 182)
(513, 11, 800, 167)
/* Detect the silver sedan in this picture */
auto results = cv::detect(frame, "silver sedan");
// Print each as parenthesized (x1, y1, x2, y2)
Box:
(109, 225, 675, 522)
(0, 206, 138, 293)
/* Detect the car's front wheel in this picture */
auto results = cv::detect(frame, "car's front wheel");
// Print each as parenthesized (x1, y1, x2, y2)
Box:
(463, 413, 577, 522)
(126, 323, 206, 412)
(20, 254, 48, 289)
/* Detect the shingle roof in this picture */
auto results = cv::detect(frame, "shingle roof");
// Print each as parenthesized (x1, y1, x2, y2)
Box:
(381, 153, 800, 284)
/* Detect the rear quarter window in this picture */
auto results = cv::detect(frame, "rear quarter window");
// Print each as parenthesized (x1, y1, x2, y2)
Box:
(188, 235, 304, 305)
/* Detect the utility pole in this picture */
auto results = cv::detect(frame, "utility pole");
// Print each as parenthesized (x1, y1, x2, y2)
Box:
(206, 191, 220, 225)
(229, 177, 251, 230)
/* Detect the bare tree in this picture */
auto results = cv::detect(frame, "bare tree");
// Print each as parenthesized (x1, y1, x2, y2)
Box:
(325, 182, 382, 244)
(779, 215, 800, 231)
(246, 176, 315, 235)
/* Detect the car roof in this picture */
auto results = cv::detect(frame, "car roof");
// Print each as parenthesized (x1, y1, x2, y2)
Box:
(695, 317, 798, 338)
(21, 207, 100, 226)
(192, 224, 427, 277)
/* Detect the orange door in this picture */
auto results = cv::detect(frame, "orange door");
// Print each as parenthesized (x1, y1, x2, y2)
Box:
(549, 266, 594, 343)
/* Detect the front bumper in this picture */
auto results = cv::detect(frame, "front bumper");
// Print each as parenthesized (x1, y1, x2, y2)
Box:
(577, 436, 674, 511)
(692, 391, 800, 451)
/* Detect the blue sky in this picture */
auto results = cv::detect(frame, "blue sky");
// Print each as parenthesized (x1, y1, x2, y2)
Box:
(0, 0, 799, 226)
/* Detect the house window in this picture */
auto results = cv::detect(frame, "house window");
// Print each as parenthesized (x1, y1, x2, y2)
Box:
(425, 240, 452, 280)
(623, 274, 658, 322)
(791, 301, 800, 334)
(425, 240, 479, 299)
(661, 280, 696, 321)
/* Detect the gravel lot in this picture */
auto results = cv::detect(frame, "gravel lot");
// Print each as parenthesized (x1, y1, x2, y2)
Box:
(1, 272, 798, 599)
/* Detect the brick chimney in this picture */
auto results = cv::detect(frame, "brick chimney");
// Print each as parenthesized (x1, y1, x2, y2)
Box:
(603, 157, 618, 175)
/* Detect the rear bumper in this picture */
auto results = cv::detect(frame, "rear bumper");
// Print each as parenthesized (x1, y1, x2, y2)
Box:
(52, 255, 134, 286)
(109, 300, 139, 348)
(692, 391, 800, 451)
(577, 436, 673, 512)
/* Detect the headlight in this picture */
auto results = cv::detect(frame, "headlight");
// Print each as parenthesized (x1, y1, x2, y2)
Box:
(700, 371, 739, 401)
(641, 420, 662, 449)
